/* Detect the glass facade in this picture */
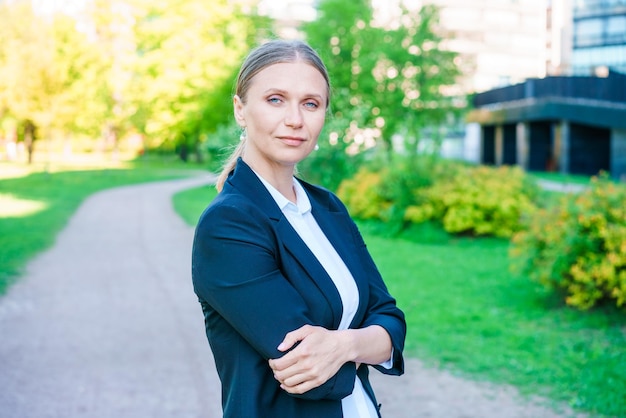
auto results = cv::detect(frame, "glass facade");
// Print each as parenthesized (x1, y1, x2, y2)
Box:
(571, 0, 626, 74)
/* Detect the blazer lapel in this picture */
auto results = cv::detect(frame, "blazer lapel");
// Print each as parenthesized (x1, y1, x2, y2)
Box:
(226, 159, 344, 329)
(306, 187, 370, 327)
(275, 218, 344, 329)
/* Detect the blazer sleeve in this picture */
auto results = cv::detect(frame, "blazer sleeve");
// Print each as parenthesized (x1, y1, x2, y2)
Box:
(192, 200, 356, 401)
(343, 202, 406, 376)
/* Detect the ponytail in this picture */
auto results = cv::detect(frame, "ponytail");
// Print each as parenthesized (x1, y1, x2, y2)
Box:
(215, 138, 246, 192)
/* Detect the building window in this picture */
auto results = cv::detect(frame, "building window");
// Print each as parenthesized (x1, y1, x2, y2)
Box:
(574, 17, 604, 47)
(606, 15, 626, 44)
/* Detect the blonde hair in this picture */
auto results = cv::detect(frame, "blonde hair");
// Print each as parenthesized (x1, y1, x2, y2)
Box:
(215, 39, 331, 191)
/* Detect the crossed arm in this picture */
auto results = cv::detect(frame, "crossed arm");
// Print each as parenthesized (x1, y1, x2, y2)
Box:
(192, 201, 404, 399)
(269, 324, 392, 394)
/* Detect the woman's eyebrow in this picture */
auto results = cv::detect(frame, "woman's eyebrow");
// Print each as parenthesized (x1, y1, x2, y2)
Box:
(263, 88, 288, 96)
(263, 88, 324, 100)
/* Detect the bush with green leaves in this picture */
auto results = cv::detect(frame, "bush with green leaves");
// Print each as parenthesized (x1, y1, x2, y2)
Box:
(405, 165, 539, 238)
(337, 155, 450, 225)
(337, 167, 389, 220)
(376, 156, 458, 233)
(510, 175, 626, 310)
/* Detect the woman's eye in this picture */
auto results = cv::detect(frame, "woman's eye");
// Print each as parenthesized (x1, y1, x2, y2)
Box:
(304, 101, 318, 109)
(268, 97, 282, 104)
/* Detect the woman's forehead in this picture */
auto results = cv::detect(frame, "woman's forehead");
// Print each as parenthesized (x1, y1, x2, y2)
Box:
(253, 62, 327, 87)
(245, 62, 328, 103)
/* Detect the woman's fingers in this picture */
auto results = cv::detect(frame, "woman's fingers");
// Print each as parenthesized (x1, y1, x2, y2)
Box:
(269, 325, 350, 393)
(270, 324, 315, 372)
(276, 324, 314, 352)
(279, 373, 326, 394)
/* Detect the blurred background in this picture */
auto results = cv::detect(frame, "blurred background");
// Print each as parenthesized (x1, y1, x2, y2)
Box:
(1, 0, 624, 185)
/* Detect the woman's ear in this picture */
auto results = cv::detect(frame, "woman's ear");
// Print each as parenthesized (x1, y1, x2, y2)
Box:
(233, 95, 245, 127)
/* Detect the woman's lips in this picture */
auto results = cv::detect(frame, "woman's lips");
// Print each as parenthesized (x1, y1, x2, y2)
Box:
(278, 136, 306, 146)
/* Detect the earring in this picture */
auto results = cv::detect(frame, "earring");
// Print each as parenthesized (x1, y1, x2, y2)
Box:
(240, 128, 246, 141)
(314, 144, 319, 151)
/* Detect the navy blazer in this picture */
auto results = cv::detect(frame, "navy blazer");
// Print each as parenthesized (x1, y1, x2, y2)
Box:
(192, 158, 406, 418)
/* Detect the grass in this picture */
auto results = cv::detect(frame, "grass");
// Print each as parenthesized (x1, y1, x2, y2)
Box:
(368, 233, 625, 417)
(172, 182, 218, 226)
(0, 157, 206, 294)
(173, 186, 626, 418)
(527, 171, 596, 185)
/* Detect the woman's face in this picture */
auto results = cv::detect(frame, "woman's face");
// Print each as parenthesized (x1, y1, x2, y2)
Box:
(234, 61, 328, 172)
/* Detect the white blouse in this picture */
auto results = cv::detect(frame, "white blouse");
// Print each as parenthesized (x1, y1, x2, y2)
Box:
(255, 174, 379, 418)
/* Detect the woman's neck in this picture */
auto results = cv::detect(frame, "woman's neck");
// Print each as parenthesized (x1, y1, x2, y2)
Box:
(243, 157, 297, 203)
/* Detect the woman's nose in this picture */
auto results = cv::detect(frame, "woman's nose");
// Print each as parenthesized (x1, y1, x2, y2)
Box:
(284, 104, 303, 128)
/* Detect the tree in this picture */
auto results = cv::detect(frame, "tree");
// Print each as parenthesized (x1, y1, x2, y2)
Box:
(0, 1, 57, 160)
(48, 13, 111, 139)
(119, 0, 265, 160)
(303, 0, 461, 159)
(0, 0, 268, 163)
(0, 0, 110, 162)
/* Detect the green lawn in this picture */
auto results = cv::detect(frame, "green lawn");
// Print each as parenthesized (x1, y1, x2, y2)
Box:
(174, 186, 625, 418)
(527, 171, 594, 185)
(0, 159, 203, 294)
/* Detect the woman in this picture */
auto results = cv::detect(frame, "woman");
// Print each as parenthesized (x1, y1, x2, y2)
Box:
(191, 39, 406, 418)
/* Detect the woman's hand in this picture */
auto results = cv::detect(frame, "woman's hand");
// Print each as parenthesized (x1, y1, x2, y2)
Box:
(268, 325, 351, 394)
(269, 324, 392, 394)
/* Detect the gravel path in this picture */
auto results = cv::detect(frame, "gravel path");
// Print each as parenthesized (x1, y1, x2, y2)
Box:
(0, 175, 590, 418)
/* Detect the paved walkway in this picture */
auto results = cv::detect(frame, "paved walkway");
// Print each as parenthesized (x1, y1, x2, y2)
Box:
(0, 175, 589, 418)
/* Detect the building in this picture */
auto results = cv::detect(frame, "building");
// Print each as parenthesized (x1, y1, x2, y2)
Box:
(435, 0, 547, 93)
(467, 0, 626, 180)
(467, 70, 626, 180)
(570, 0, 626, 75)
(546, 0, 574, 75)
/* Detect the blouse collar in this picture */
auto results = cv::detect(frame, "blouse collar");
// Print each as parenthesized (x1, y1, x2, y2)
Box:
(253, 172, 312, 216)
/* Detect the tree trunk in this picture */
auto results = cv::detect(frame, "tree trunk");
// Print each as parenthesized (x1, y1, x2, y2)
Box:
(23, 120, 36, 165)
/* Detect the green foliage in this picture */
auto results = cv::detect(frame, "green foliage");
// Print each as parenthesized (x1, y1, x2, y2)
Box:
(202, 121, 240, 173)
(338, 159, 540, 239)
(510, 175, 626, 310)
(337, 155, 461, 236)
(116, 0, 266, 150)
(337, 167, 389, 220)
(0, 0, 269, 159)
(0, 1, 109, 138)
(406, 165, 540, 238)
(303, 0, 462, 154)
(377, 155, 455, 232)
(297, 117, 365, 190)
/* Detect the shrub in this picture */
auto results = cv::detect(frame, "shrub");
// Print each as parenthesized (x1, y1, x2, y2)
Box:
(337, 155, 455, 226)
(376, 155, 453, 232)
(509, 175, 626, 310)
(337, 167, 390, 220)
(406, 165, 539, 238)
